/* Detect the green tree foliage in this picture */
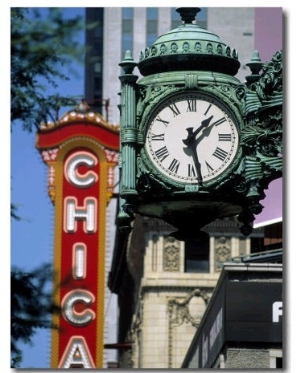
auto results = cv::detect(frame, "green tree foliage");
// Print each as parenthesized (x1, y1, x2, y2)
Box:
(11, 203, 21, 221)
(10, 8, 88, 367)
(11, 264, 57, 368)
(11, 7, 85, 131)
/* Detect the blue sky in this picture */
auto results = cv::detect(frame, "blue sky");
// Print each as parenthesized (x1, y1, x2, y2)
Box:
(10, 7, 86, 368)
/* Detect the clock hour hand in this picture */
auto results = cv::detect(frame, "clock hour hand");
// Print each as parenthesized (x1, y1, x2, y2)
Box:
(182, 115, 214, 147)
(195, 120, 216, 146)
(192, 115, 214, 137)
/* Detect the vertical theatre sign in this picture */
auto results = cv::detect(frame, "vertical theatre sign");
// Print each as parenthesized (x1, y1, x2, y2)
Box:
(36, 102, 119, 368)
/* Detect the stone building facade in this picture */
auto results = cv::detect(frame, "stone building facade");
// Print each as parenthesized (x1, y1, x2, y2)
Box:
(109, 216, 264, 368)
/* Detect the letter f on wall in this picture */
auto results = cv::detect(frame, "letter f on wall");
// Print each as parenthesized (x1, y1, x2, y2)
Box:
(272, 301, 283, 322)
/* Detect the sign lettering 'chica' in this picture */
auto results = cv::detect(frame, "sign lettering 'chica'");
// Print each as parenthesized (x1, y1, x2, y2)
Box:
(58, 150, 100, 368)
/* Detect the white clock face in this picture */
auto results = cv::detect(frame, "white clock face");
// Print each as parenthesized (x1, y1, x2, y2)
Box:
(145, 94, 239, 184)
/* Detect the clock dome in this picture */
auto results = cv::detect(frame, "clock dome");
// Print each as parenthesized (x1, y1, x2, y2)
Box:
(138, 7, 240, 77)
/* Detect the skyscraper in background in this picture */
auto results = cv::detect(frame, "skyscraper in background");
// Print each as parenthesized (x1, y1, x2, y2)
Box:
(85, 8, 258, 124)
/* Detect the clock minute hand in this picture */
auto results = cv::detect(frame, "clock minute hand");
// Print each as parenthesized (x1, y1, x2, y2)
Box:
(182, 130, 203, 183)
(187, 141, 202, 183)
(182, 116, 213, 183)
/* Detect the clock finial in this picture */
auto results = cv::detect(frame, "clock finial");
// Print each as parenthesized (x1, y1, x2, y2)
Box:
(138, 6, 240, 77)
(176, 7, 201, 24)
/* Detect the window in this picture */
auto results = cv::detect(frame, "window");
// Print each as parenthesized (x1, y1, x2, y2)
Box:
(251, 236, 265, 254)
(197, 8, 207, 29)
(93, 41, 102, 55)
(171, 8, 181, 29)
(270, 349, 283, 368)
(94, 61, 101, 73)
(122, 8, 133, 56)
(93, 77, 101, 94)
(185, 237, 209, 273)
(276, 357, 283, 368)
(147, 8, 158, 46)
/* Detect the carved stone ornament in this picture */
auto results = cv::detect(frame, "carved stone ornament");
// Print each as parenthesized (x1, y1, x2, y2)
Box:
(215, 236, 231, 271)
(168, 289, 210, 328)
(163, 236, 180, 271)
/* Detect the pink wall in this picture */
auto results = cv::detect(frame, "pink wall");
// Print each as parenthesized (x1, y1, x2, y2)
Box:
(253, 8, 283, 227)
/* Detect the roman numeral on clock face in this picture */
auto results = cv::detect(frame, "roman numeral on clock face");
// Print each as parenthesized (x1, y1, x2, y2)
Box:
(168, 158, 180, 173)
(156, 116, 169, 126)
(188, 164, 196, 177)
(212, 147, 228, 161)
(205, 161, 214, 173)
(187, 99, 197, 112)
(218, 133, 231, 141)
(204, 103, 212, 116)
(151, 133, 165, 141)
(168, 103, 180, 116)
(155, 146, 169, 162)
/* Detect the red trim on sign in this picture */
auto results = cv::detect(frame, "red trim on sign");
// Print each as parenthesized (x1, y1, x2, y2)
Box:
(37, 122, 119, 150)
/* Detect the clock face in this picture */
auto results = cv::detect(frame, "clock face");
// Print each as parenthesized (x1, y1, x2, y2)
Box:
(144, 93, 239, 184)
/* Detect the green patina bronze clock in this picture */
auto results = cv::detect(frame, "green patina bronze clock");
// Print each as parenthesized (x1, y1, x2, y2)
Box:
(144, 92, 239, 186)
(118, 7, 283, 238)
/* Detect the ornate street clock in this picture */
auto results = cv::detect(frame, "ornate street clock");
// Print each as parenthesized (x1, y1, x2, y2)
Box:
(118, 7, 282, 240)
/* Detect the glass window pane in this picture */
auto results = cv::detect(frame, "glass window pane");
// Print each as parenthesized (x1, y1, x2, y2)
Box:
(147, 34, 157, 46)
(147, 20, 157, 33)
(185, 238, 209, 273)
(147, 7, 158, 20)
(94, 62, 101, 73)
(122, 8, 133, 56)
(122, 19, 133, 33)
(122, 7, 133, 19)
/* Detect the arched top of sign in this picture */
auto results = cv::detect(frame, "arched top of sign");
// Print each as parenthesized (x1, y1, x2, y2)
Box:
(36, 101, 120, 152)
(40, 100, 119, 134)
